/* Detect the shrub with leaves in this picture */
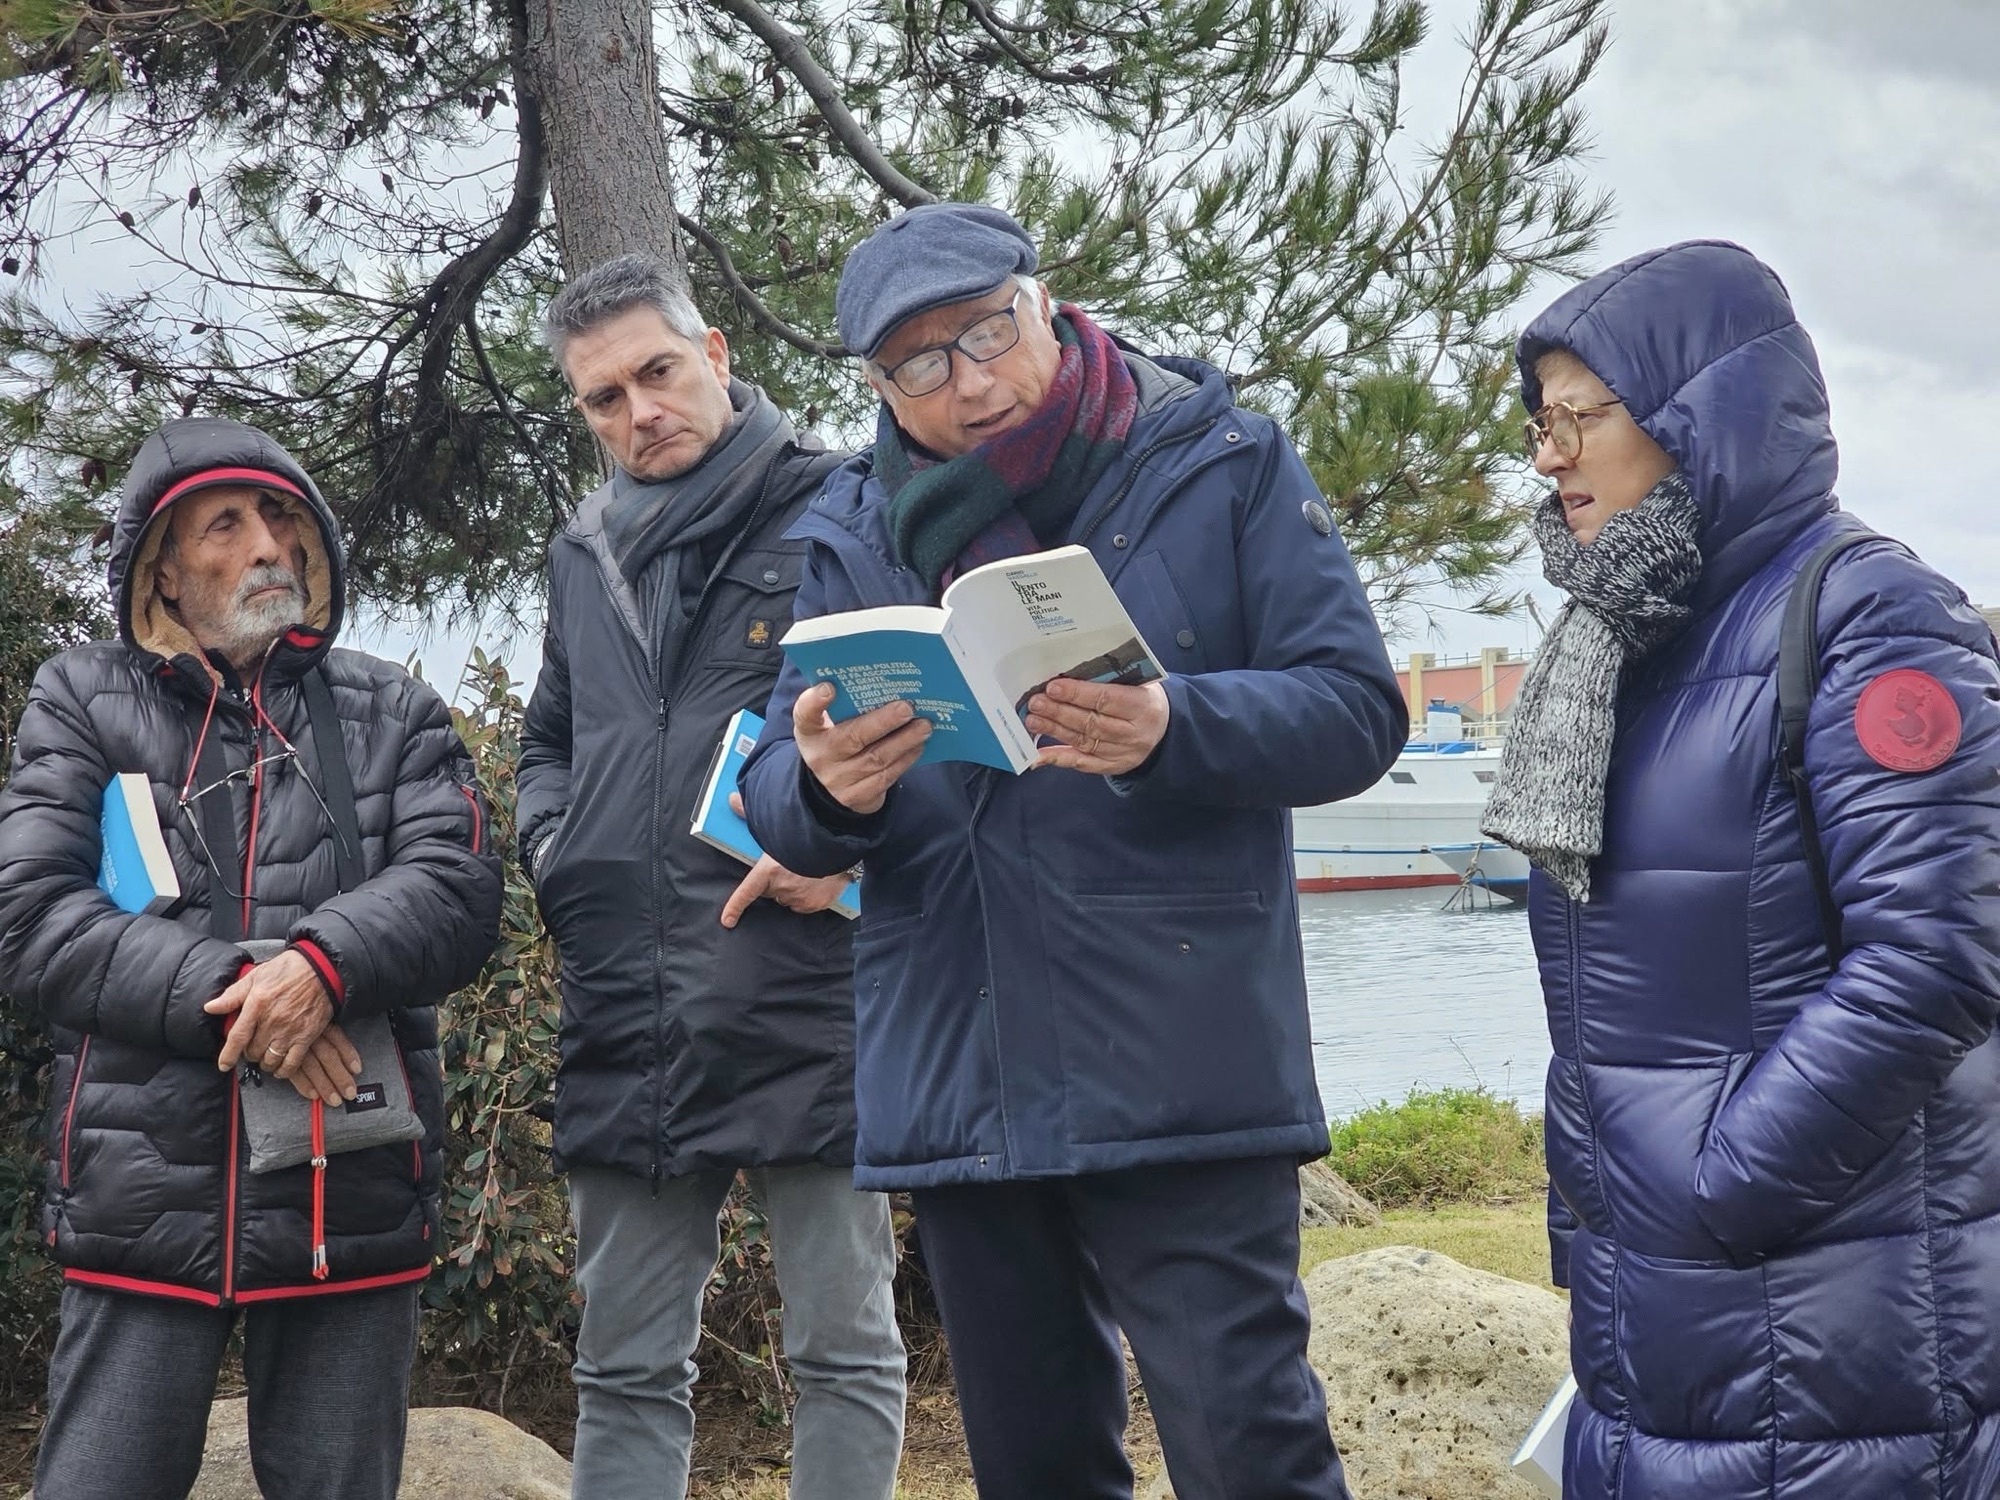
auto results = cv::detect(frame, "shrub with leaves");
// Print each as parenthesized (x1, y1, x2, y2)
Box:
(418, 647, 577, 1417)
(0, 512, 110, 1417)
(1329, 1086, 1546, 1209)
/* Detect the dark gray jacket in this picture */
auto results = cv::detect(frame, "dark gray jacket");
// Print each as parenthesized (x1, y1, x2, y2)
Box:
(517, 398, 852, 1180)
(0, 417, 502, 1303)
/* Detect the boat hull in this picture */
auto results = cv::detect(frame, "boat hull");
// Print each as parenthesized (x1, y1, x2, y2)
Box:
(1293, 745, 1507, 895)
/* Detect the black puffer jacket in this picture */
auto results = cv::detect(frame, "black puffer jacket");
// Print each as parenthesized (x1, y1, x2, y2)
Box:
(0, 418, 501, 1303)
(516, 402, 854, 1181)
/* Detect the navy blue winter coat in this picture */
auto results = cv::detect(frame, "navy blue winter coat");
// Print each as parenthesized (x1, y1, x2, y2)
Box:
(740, 350, 1407, 1190)
(1522, 242, 2000, 1499)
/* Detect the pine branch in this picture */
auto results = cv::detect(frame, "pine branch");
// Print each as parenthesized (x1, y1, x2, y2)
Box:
(677, 214, 846, 359)
(708, 0, 939, 207)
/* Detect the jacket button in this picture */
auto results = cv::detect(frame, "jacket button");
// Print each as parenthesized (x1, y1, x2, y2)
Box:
(763, 569, 780, 584)
(1176, 629, 1196, 649)
(978, 1156, 988, 1167)
(1178, 941, 1192, 953)
(978, 987, 988, 998)
(1224, 430, 1241, 443)
(1112, 534, 1128, 548)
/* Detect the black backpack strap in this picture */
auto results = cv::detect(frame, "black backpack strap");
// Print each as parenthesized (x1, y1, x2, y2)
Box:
(1777, 528, 1884, 964)
(301, 667, 365, 895)
(195, 722, 247, 944)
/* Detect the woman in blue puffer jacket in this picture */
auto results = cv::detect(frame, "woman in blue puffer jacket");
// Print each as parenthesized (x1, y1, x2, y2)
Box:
(1483, 240, 2000, 1499)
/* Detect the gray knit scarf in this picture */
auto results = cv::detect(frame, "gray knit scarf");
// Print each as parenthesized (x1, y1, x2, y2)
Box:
(1481, 471, 1703, 902)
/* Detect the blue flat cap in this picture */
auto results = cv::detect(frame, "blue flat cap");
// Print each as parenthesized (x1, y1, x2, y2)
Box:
(837, 202, 1040, 358)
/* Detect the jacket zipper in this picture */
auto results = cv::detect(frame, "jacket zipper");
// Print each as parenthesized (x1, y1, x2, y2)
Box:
(60, 1035, 91, 1190)
(643, 457, 787, 1192)
(223, 1071, 242, 1301)
(1566, 894, 1599, 1228)
(1076, 416, 1224, 546)
(650, 695, 669, 1193)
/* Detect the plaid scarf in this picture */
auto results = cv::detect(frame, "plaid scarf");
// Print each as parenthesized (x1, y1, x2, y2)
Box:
(872, 305, 1138, 590)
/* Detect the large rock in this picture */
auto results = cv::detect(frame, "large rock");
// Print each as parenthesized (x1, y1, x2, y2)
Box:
(1140, 1246, 1566, 1500)
(165, 1400, 571, 1499)
(1307, 1246, 1567, 1500)
(1299, 1160, 1381, 1228)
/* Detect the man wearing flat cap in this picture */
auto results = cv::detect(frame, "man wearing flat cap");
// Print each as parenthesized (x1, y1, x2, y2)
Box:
(742, 202, 1407, 1498)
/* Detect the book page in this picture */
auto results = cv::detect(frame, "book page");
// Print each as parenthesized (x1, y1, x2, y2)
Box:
(942, 546, 1165, 721)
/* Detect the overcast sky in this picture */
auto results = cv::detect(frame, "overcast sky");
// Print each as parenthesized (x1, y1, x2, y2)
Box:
(1406, 0, 2000, 661)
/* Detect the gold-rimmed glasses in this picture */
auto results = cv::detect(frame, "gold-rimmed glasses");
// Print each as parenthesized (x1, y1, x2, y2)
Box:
(1523, 400, 1624, 463)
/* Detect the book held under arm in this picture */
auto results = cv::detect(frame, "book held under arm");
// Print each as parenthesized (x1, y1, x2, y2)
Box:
(778, 544, 1166, 774)
(691, 709, 859, 920)
(98, 771, 182, 916)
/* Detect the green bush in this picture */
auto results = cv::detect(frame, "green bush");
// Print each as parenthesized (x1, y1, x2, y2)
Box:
(0, 516, 111, 1418)
(1328, 1086, 1546, 1209)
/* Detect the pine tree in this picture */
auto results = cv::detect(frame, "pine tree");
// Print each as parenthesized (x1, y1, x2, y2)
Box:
(0, 0, 1608, 624)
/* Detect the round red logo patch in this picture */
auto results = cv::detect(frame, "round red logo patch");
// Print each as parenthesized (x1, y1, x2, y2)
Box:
(1855, 669, 1961, 772)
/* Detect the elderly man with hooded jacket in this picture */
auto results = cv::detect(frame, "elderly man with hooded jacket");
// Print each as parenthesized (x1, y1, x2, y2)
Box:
(0, 417, 501, 1499)
(1483, 240, 2000, 1499)
(741, 202, 1407, 1500)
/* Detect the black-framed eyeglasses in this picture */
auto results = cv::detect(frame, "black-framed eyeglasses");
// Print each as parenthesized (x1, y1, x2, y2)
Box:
(874, 285, 1032, 399)
(176, 742, 343, 901)
(1523, 400, 1623, 462)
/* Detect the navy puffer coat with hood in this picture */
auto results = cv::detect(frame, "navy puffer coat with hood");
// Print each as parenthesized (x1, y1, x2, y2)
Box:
(1523, 241, 2000, 1498)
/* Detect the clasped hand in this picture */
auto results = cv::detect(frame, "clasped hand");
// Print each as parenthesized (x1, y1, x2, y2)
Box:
(205, 949, 361, 1106)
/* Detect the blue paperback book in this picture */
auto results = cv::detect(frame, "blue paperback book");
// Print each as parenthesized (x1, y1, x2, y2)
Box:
(691, 709, 859, 920)
(779, 545, 1165, 773)
(99, 771, 182, 916)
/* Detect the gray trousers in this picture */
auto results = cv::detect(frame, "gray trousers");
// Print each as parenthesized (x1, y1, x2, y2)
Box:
(34, 1280, 420, 1500)
(569, 1163, 907, 1500)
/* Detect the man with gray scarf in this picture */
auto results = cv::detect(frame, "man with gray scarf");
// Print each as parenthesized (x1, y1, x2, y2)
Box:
(516, 254, 906, 1498)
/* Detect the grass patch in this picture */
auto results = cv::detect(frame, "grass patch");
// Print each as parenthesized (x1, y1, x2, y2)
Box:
(1301, 1201, 1559, 1293)
(1328, 1085, 1545, 1208)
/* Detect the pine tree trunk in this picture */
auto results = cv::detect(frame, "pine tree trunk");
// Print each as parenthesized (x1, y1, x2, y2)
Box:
(518, 0, 687, 280)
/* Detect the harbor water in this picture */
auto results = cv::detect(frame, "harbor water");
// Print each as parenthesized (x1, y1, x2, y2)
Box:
(1301, 887, 1549, 1120)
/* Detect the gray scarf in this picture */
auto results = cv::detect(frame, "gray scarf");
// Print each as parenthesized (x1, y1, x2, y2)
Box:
(1481, 472, 1703, 901)
(601, 379, 793, 627)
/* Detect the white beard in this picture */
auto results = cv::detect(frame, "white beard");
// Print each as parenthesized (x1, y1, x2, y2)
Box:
(211, 566, 306, 667)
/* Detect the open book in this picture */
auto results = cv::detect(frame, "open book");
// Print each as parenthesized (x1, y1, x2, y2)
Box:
(1509, 1372, 1574, 1498)
(99, 772, 181, 916)
(690, 709, 858, 920)
(779, 545, 1165, 773)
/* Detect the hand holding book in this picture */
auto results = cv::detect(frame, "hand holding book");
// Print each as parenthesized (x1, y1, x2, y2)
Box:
(1021, 675, 1171, 775)
(793, 683, 934, 816)
(779, 545, 1167, 778)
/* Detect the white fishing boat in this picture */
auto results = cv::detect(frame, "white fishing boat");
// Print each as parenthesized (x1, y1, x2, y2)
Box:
(1292, 706, 1526, 902)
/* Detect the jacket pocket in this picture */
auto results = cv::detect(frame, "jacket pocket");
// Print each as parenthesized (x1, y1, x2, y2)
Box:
(458, 783, 490, 856)
(702, 549, 801, 671)
(1044, 889, 1310, 1146)
(60, 1036, 91, 1190)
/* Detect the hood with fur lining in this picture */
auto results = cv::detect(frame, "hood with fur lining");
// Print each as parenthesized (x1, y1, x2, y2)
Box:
(107, 418, 344, 671)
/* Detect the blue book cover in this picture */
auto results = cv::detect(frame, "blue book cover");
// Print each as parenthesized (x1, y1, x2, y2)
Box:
(690, 709, 858, 920)
(99, 772, 182, 916)
(778, 545, 1163, 775)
